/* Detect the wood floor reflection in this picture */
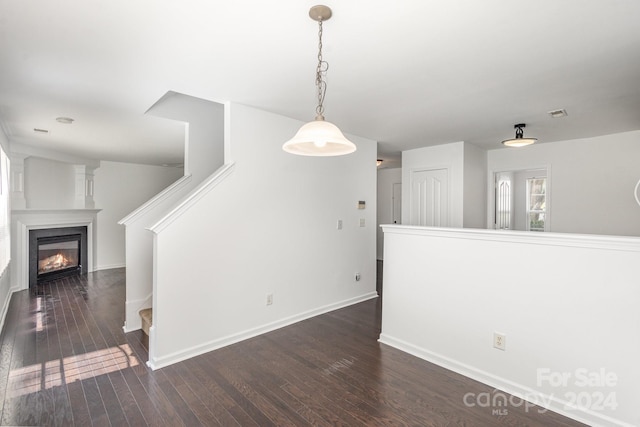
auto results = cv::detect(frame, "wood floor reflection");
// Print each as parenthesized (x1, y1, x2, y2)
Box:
(0, 268, 585, 426)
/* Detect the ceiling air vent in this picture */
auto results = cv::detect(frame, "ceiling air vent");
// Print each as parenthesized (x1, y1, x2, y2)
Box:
(547, 109, 568, 118)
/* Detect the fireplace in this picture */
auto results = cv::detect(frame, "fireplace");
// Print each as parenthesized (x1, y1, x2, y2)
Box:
(29, 226, 88, 287)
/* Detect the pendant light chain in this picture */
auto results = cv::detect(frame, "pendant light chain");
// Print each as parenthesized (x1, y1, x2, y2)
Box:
(315, 20, 328, 120)
(282, 5, 357, 156)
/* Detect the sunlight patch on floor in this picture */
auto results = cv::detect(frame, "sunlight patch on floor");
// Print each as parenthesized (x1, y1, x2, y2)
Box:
(7, 344, 139, 398)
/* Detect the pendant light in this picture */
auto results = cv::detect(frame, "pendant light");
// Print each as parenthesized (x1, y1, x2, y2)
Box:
(502, 123, 537, 147)
(283, 5, 356, 156)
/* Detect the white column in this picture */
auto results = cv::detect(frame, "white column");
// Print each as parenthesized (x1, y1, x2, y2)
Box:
(10, 153, 28, 209)
(74, 165, 97, 209)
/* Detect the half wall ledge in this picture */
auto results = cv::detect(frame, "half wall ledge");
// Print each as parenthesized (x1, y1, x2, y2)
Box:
(380, 224, 640, 427)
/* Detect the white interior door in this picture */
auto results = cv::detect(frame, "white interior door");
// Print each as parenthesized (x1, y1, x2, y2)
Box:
(495, 172, 513, 229)
(410, 168, 449, 226)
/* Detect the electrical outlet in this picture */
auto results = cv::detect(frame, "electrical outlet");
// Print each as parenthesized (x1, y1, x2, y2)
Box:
(359, 218, 365, 227)
(493, 332, 506, 351)
(337, 219, 343, 230)
(266, 294, 273, 306)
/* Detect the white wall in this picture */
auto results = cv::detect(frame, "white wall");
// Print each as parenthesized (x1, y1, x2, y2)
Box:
(488, 130, 640, 236)
(146, 91, 224, 181)
(381, 225, 640, 427)
(93, 161, 183, 270)
(149, 102, 378, 368)
(0, 128, 12, 333)
(24, 157, 76, 209)
(377, 167, 401, 259)
(463, 142, 487, 229)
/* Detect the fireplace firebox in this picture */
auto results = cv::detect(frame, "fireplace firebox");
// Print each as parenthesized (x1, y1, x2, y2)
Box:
(29, 226, 88, 288)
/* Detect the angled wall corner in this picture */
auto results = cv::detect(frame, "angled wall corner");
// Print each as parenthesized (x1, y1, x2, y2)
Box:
(146, 91, 225, 180)
(121, 91, 227, 333)
(148, 102, 378, 369)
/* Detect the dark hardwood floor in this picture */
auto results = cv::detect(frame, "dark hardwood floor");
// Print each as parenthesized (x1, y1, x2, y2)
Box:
(0, 268, 585, 426)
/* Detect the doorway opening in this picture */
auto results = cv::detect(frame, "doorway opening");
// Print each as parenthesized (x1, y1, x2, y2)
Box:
(493, 168, 548, 231)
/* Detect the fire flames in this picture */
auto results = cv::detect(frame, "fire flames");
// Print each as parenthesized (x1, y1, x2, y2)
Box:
(38, 253, 73, 274)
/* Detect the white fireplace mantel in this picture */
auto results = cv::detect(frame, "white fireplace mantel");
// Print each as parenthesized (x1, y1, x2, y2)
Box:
(11, 209, 101, 290)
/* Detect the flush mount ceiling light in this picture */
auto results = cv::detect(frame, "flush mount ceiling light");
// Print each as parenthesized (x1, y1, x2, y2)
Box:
(282, 5, 356, 157)
(502, 123, 537, 148)
(56, 116, 75, 124)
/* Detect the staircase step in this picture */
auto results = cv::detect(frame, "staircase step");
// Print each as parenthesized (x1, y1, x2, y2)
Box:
(139, 308, 152, 336)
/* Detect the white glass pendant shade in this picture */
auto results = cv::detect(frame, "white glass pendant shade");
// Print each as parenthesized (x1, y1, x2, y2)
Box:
(283, 5, 356, 157)
(502, 137, 536, 148)
(283, 119, 356, 156)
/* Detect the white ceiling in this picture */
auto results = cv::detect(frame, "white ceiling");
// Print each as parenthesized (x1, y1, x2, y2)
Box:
(1, 0, 639, 166)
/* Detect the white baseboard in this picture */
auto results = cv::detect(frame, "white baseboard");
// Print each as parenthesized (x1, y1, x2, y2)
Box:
(148, 291, 378, 370)
(378, 334, 634, 427)
(0, 287, 19, 336)
(94, 263, 126, 271)
(0, 266, 20, 336)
